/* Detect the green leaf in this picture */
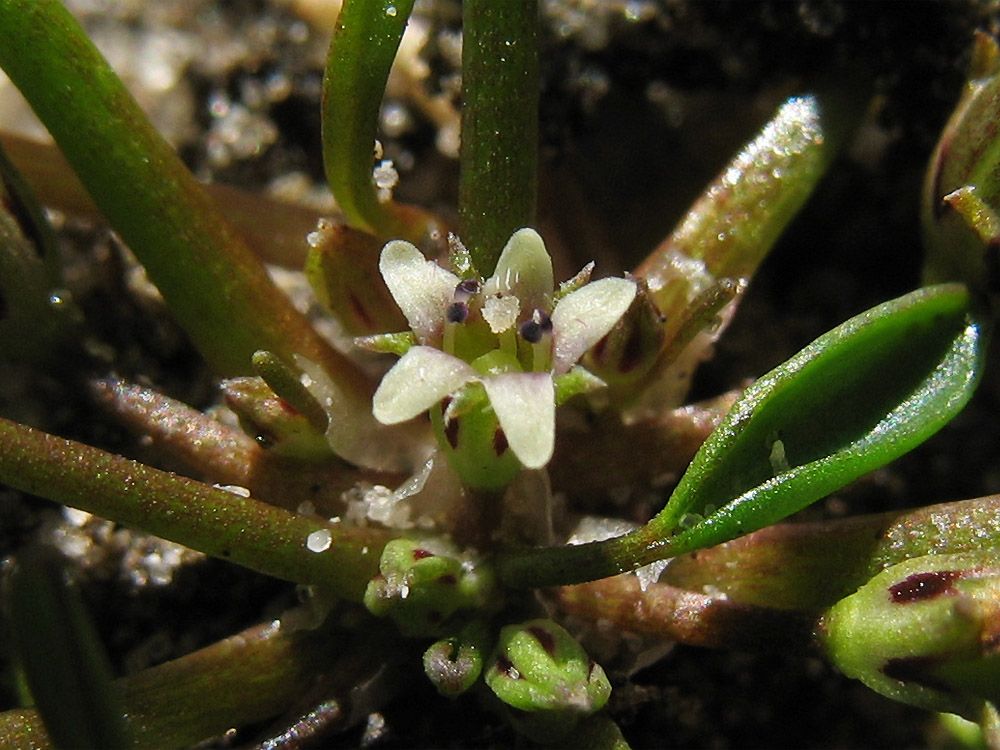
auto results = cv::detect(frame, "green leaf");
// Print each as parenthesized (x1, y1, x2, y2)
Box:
(0, 0, 365, 382)
(496, 284, 985, 588)
(636, 284, 983, 557)
(635, 90, 858, 316)
(458, 0, 539, 271)
(6, 548, 132, 750)
(322, 0, 435, 242)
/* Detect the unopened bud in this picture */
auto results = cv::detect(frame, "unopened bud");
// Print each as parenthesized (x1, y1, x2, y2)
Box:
(922, 32, 1000, 298)
(363, 539, 495, 637)
(423, 620, 489, 697)
(585, 276, 664, 385)
(221, 372, 329, 459)
(485, 619, 611, 741)
(820, 552, 1000, 719)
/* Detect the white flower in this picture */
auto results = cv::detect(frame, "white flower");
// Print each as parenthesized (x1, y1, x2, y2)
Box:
(369, 228, 636, 473)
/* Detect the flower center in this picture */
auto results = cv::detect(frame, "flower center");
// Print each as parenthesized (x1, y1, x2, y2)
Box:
(442, 281, 554, 375)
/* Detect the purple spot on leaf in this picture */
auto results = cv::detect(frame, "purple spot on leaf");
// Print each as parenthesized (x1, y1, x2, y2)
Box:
(493, 428, 508, 456)
(889, 570, 960, 604)
(445, 417, 460, 449)
(496, 654, 522, 679)
(527, 625, 557, 656)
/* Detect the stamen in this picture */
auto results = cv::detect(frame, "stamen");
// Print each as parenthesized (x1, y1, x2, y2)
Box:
(455, 278, 481, 298)
(518, 309, 553, 343)
(446, 301, 469, 323)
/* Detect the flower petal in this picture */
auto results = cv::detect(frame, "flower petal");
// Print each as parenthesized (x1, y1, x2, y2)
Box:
(482, 373, 555, 469)
(483, 228, 554, 312)
(373, 346, 476, 424)
(551, 277, 637, 374)
(380, 240, 460, 344)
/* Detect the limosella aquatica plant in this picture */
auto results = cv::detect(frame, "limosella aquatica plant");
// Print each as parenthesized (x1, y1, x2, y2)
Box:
(0, 1, 998, 747)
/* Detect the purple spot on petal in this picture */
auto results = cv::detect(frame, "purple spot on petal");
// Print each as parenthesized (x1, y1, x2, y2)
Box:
(413, 548, 435, 561)
(348, 291, 373, 328)
(889, 570, 960, 604)
(437, 574, 458, 585)
(618, 328, 645, 373)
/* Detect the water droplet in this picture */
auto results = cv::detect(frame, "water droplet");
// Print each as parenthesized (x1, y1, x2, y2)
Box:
(306, 529, 332, 553)
(386, 5, 397, 17)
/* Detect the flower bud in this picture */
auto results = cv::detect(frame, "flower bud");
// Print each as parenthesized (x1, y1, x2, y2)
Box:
(221, 373, 329, 459)
(423, 621, 489, 697)
(363, 539, 495, 637)
(485, 619, 611, 741)
(922, 32, 1000, 299)
(820, 552, 1000, 719)
(584, 277, 665, 386)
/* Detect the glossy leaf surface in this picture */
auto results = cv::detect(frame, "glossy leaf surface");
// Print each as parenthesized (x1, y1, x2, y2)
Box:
(322, 0, 434, 242)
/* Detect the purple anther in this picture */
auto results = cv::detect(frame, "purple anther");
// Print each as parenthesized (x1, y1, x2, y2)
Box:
(518, 309, 553, 343)
(446, 301, 469, 323)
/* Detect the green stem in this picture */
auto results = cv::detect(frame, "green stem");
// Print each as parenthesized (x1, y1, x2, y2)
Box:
(0, 417, 389, 600)
(0, 0, 363, 382)
(322, 0, 435, 242)
(459, 0, 539, 271)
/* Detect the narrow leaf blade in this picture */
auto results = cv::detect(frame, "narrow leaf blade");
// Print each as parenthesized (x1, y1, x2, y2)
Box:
(636, 283, 984, 559)
(6, 548, 131, 750)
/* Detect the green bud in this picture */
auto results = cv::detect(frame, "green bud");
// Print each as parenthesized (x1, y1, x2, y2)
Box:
(423, 620, 489, 697)
(485, 619, 611, 742)
(820, 552, 1000, 719)
(304, 220, 407, 336)
(364, 539, 495, 637)
(221, 374, 330, 459)
(584, 277, 664, 387)
(922, 32, 1000, 300)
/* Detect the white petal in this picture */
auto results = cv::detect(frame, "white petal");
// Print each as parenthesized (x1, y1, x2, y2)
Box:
(373, 346, 475, 424)
(551, 277, 637, 374)
(379, 240, 460, 344)
(482, 373, 555, 469)
(482, 228, 553, 311)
